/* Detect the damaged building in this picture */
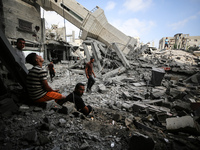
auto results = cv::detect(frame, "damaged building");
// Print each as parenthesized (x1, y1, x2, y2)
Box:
(159, 33, 200, 50)
(1, 0, 200, 150)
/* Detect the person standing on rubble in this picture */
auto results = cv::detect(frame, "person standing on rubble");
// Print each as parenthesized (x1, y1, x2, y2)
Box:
(25, 53, 66, 103)
(57, 83, 93, 116)
(165, 37, 169, 49)
(15, 38, 26, 66)
(85, 57, 96, 92)
(48, 60, 55, 82)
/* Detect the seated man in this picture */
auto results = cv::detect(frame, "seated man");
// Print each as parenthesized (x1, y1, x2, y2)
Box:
(58, 83, 92, 116)
(26, 53, 66, 103)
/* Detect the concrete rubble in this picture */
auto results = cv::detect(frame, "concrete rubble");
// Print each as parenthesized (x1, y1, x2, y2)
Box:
(1, 38, 200, 149)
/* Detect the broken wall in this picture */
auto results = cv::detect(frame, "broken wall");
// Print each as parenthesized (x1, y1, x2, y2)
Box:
(2, 0, 42, 51)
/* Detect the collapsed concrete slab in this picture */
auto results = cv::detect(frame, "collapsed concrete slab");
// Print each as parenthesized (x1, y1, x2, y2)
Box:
(102, 66, 126, 79)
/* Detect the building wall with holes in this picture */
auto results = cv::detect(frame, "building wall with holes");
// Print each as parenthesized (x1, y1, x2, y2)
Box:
(1, 0, 42, 49)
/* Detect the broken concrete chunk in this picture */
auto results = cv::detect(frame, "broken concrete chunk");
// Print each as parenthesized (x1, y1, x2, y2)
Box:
(184, 72, 200, 84)
(172, 100, 191, 112)
(151, 87, 166, 99)
(98, 84, 107, 93)
(122, 91, 131, 99)
(44, 100, 62, 110)
(132, 82, 146, 87)
(166, 116, 200, 135)
(58, 101, 76, 114)
(122, 103, 132, 112)
(193, 51, 200, 56)
(132, 103, 148, 112)
(102, 67, 126, 79)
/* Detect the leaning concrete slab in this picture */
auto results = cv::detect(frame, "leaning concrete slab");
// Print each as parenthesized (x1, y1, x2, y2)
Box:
(91, 42, 102, 70)
(112, 43, 130, 68)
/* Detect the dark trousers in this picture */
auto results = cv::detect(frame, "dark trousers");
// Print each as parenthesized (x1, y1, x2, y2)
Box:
(49, 71, 55, 81)
(87, 75, 95, 90)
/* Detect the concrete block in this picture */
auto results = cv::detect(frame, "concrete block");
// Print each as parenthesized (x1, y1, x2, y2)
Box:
(166, 116, 200, 135)
(58, 101, 75, 114)
(44, 100, 62, 110)
(172, 100, 191, 112)
(98, 84, 107, 93)
(122, 91, 131, 99)
(132, 103, 148, 112)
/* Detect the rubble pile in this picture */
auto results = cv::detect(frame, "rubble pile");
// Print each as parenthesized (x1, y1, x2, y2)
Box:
(1, 43, 200, 149)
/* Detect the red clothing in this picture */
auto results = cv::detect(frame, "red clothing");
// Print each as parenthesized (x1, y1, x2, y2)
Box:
(85, 62, 93, 76)
(48, 63, 54, 73)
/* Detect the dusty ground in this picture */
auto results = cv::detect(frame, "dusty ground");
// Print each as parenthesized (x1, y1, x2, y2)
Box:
(1, 49, 200, 150)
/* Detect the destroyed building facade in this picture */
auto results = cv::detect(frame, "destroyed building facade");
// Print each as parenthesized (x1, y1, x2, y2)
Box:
(159, 33, 200, 50)
(1, 0, 200, 150)
(0, 0, 74, 95)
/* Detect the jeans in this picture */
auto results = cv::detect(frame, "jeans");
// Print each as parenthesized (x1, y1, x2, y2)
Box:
(87, 75, 95, 91)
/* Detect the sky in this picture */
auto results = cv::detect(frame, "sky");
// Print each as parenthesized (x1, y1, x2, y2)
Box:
(42, 0, 200, 48)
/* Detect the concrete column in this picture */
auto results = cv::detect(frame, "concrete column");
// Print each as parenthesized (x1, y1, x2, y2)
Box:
(82, 43, 90, 62)
(91, 42, 101, 70)
(63, 47, 66, 60)
(48, 50, 51, 61)
(112, 43, 130, 68)
(41, 18, 47, 60)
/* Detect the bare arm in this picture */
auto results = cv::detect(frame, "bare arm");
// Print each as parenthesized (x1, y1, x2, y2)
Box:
(81, 106, 89, 115)
(92, 69, 96, 78)
(85, 67, 89, 79)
